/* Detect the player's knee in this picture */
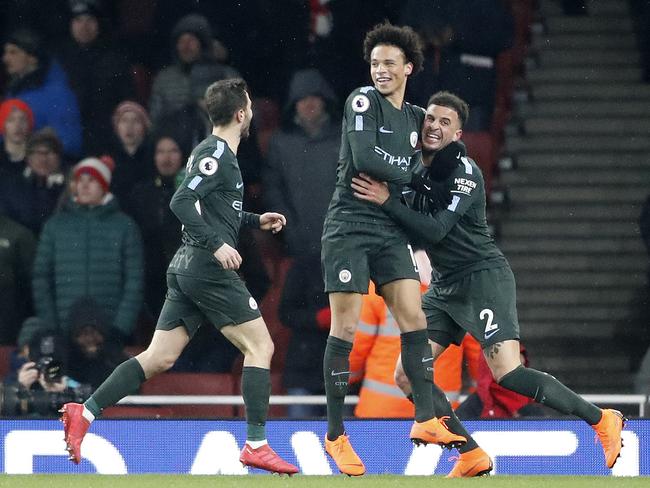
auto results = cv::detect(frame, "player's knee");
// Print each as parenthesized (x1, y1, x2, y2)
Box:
(243, 336, 274, 364)
(490, 361, 519, 384)
(330, 320, 357, 341)
(138, 352, 175, 376)
(393, 307, 426, 332)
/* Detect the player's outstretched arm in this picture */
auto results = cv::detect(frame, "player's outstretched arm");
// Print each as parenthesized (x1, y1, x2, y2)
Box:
(352, 173, 461, 245)
(259, 212, 286, 234)
(348, 130, 452, 208)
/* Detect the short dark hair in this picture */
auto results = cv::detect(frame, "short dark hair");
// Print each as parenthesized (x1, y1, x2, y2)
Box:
(363, 22, 424, 74)
(27, 128, 63, 156)
(427, 91, 470, 128)
(204, 78, 248, 127)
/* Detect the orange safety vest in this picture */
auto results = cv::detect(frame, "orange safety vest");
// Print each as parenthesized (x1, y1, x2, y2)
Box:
(350, 282, 480, 417)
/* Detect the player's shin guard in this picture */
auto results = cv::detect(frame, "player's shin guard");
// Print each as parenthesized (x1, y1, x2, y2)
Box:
(86, 357, 146, 416)
(242, 366, 271, 441)
(400, 330, 435, 422)
(499, 365, 601, 424)
(324, 336, 353, 440)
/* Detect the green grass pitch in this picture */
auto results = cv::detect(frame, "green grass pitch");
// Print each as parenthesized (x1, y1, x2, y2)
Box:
(0, 475, 649, 488)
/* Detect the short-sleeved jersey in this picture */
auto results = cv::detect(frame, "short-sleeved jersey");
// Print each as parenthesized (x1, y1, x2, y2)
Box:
(326, 86, 425, 224)
(167, 135, 252, 279)
(406, 157, 506, 284)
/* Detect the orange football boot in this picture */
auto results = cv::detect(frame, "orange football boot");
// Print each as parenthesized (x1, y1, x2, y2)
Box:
(446, 447, 493, 478)
(324, 434, 365, 476)
(592, 409, 626, 469)
(410, 416, 467, 449)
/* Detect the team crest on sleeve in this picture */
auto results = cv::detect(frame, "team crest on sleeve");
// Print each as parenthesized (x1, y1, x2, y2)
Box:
(410, 131, 418, 148)
(338, 269, 352, 283)
(249, 297, 258, 310)
(351, 94, 370, 113)
(198, 157, 218, 176)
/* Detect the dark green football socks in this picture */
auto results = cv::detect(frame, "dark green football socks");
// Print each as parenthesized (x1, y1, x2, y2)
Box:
(242, 366, 271, 441)
(85, 357, 146, 417)
(400, 330, 435, 422)
(324, 336, 353, 441)
(430, 383, 478, 453)
(499, 365, 601, 424)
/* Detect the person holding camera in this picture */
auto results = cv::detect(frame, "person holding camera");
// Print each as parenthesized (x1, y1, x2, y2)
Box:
(1, 320, 91, 417)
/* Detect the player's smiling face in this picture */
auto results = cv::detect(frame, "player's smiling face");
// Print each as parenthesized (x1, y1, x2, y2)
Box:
(422, 104, 462, 153)
(370, 44, 412, 96)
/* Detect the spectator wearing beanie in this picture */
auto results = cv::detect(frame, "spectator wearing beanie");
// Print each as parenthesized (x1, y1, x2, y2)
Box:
(3, 27, 82, 157)
(148, 13, 239, 127)
(105, 101, 153, 212)
(32, 156, 144, 342)
(0, 99, 35, 176)
(0, 128, 66, 234)
(57, 0, 135, 155)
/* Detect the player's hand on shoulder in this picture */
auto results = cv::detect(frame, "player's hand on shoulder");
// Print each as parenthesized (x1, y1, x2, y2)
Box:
(213, 243, 242, 270)
(409, 173, 451, 210)
(260, 212, 286, 234)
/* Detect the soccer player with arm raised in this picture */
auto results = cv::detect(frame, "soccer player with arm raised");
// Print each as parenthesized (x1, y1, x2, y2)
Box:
(61, 79, 298, 475)
(352, 91, 625, 476)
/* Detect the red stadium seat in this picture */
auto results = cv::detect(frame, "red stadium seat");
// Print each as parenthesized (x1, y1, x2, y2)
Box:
(0, 345, 14, 379)
(102, 406, 175, 418)
(140, 372, 237, 418)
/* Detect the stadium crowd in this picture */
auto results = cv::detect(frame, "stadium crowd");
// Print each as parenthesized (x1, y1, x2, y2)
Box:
(2, 0, 644, 419)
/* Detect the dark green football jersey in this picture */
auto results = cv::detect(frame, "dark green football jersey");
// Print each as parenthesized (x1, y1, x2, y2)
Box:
(326, 86, 425, 224)
(167, 135, 258, 278)
(383, 156, 507, 284)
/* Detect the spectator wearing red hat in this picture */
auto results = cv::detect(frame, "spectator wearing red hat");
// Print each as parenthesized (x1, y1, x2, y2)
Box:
(0, 98, 35, 176)
(32, 155, 144, 343)
(105, 100, 153, 213)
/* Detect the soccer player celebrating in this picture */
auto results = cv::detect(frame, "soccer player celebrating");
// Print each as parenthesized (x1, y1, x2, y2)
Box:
(352, 91, 625, 476)
(60, 79, 299, 475)
(320, 22, 462, 476)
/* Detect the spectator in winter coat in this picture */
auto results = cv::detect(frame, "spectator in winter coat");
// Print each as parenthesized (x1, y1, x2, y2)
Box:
(105, 101, 153, 211)
(3, 27, 82, 157)
(148, 13, 239, 127)
(57, 0, 135, 154)
(32, 156, 143, 342)
(0, 213, 36, 345)
(262, 68, 340, 415)
(128, 133, 185, 318)
(0, 128, 66, 234)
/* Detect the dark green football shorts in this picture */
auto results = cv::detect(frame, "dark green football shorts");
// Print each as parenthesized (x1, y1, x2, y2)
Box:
(156, 272, 262, 337)
(321, 219, 419, 293)
(422, 266, 520, 348)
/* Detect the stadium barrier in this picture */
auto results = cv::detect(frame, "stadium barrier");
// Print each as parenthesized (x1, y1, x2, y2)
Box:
(116, 394, 650, 417)
(1, 418, 648, 476)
